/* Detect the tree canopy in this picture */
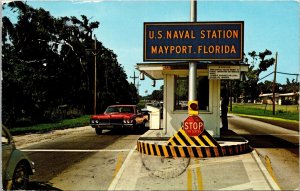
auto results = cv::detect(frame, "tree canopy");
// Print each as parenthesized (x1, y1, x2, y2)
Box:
(225, 49, 299, 103)
(2, 2, 139, 127)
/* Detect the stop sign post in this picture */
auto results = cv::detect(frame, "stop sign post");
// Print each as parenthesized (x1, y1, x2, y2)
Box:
(183, 115, 204, 136)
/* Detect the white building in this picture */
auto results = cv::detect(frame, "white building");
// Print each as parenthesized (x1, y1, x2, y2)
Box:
(259, 92, 299, 105)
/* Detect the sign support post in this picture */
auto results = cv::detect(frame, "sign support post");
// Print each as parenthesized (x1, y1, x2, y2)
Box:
(189, 0, 197, 102)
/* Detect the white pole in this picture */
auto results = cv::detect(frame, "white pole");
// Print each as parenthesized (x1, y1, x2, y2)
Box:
(189, 0, 197, 101)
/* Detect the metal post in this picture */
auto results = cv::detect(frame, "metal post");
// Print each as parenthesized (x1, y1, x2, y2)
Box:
(93, 35, 97, 115)
(189, 0, 197, 101)
(272, 52, 278, 115)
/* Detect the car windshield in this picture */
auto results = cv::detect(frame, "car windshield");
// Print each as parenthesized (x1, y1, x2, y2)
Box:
(105, 106, 134, 114)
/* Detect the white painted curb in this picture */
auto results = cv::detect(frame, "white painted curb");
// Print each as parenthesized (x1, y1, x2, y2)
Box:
(251, 149, 281, 190)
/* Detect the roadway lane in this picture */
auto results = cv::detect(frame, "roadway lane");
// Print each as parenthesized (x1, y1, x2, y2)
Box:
(17, 126, 147, 190)
(228, 114, 299, 190)
(228, 114, 299, 145)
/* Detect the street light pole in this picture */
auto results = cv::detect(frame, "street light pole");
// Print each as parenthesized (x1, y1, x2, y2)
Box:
(86, 35, 100, 114)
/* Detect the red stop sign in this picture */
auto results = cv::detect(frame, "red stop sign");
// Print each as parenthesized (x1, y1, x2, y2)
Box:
(183, 116, 204, 136)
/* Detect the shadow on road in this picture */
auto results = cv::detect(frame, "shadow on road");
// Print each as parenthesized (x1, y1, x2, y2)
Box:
(103, 128, 149, 135)
(221, 129, 298, 149)
(28, 181, 62, 190)
(240, 134, 298, 149)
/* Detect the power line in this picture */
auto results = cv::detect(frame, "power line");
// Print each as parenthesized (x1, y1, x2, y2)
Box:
(259, 72, 274, 81)
(258, 71, 299, 81)
(277, 72, 299, 76)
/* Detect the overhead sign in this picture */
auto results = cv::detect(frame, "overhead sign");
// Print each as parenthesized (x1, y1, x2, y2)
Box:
(183, 115, 204, 137)
(144, 21, 244, 61)
(208, 65, 240, 79)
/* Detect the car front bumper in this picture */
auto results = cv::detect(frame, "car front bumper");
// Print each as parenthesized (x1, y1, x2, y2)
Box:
(90, 123, 134, 129)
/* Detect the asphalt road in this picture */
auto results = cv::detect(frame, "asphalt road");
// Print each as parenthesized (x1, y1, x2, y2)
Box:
(16, 116, 299, 190)
(20, 127, 147, 190)
(228, 114, 299, 191)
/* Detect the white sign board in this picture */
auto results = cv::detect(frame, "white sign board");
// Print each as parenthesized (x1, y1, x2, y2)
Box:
(208, 65, 240, 79)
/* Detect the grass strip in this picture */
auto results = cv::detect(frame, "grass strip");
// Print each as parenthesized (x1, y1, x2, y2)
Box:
(9, 115, 91, 135)
(234, 113, 299, 123)
(230, 104, 299, 121)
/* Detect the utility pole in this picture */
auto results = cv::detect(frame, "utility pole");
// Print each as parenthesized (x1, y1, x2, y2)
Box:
(86, 35, 100, 114)
(272, 52, 278, 115)
(130, 71, 138, 87)
(136, 82, 141, 95)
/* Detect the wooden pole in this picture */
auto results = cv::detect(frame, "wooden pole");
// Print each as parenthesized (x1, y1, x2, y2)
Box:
(86, 35, 100, 114)
(272, 52, 278, 115)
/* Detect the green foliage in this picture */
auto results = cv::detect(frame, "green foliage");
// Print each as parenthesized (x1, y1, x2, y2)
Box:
(151, 90, 163, 101)
(224, 49, 277, 103)
(9, 115, 91, 135)
(243, 49, 275, 101)
(2, 2, 139, 127)
(283, 78, 299, 93)
(231, 104, 299, 121)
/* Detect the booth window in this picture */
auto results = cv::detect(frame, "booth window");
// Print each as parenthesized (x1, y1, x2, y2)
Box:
(174, 76, 209, 111)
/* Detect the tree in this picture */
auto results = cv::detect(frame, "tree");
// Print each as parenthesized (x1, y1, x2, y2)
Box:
(242, 49, 276, 102)
(150, 85, 163, 101)
(282, 78, 299, 93)
(2, 2, 138, 127)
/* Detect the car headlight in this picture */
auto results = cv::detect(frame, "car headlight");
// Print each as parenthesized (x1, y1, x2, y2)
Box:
(91, 120, 99, 124)
(123, 119, 133, 124)
(31, 161, 36, 173)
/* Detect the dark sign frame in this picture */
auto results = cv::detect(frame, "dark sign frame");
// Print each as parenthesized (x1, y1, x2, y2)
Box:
(144, 21, 244, 62)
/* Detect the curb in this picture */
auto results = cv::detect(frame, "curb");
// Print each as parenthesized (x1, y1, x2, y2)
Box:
(251, 150, 282, 190)
(137, 139, 251, 158)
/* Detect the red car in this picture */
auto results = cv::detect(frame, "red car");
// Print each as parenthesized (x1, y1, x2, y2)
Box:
(90, 105, 148, 135)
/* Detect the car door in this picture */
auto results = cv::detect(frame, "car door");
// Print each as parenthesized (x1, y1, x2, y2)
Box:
(2, 127, 14, 181)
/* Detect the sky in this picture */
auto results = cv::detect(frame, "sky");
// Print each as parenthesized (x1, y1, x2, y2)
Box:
(3, 0, 299, 96)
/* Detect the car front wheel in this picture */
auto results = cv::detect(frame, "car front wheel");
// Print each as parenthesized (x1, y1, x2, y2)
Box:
(95, 128, 102, 135)
(12, 162, 29, 190)
(140, 121, 146, 128)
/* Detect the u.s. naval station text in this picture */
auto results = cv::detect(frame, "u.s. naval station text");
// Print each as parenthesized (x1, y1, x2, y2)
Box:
(148, 29, 239, 55)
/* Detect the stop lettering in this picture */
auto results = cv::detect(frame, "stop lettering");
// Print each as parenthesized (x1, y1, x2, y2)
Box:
(183, 116, 204, 136)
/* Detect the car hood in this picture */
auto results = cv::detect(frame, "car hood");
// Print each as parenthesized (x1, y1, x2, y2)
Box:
(91, 113, 134, 119)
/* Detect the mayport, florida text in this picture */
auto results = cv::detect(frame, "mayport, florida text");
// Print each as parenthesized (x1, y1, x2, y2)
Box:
(149, 29, 239, 55)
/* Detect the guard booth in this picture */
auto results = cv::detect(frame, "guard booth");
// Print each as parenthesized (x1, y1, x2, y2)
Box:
(136, 62, 249, 138)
